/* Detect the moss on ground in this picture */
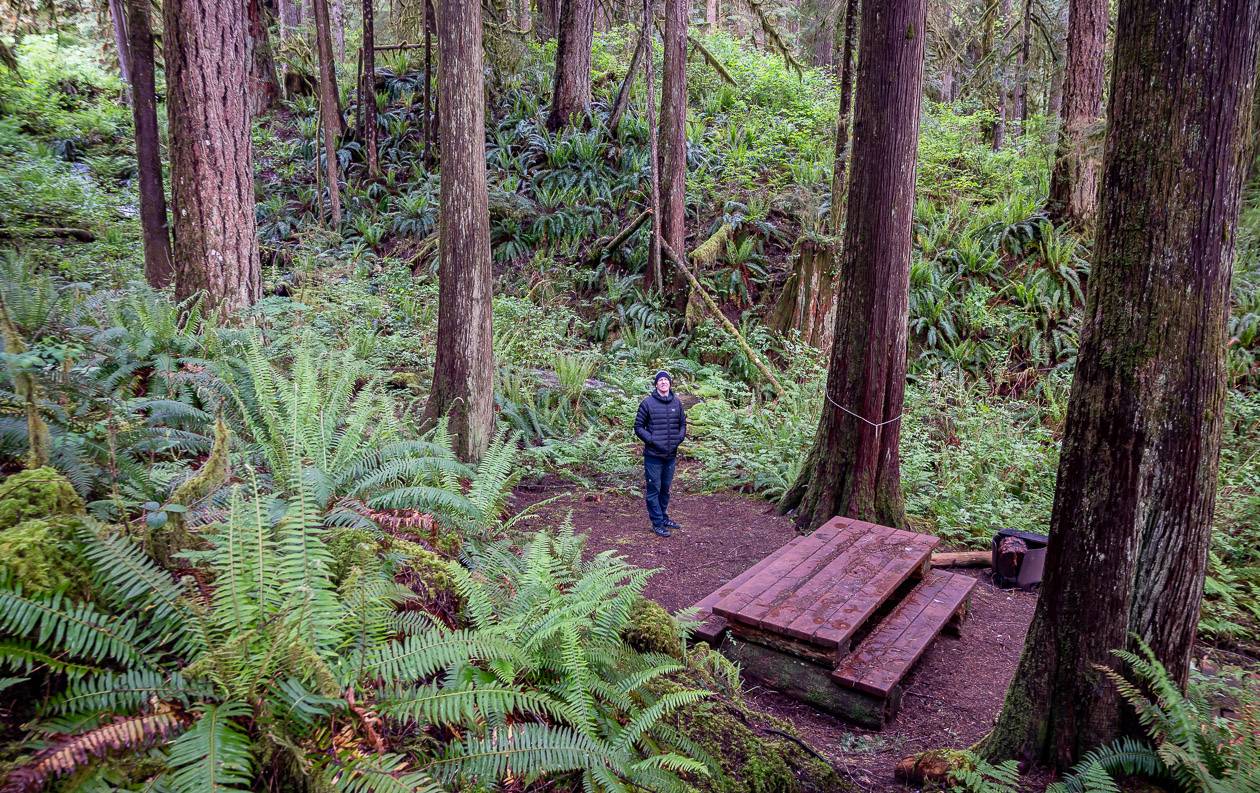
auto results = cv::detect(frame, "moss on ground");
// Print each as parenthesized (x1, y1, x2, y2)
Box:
(0, 467, 84, 529)
(624, 597, 684, 658)
(665, 644, 852, 793)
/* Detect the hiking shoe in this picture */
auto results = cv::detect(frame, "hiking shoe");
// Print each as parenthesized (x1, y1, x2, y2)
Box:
(651, 524, 672, 537)
(663, 518, 681, 530)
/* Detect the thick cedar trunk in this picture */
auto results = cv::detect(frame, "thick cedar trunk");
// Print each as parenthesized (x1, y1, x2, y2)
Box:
(313, 0, 343, 224)
(362, 0, 379, 175)
(652, 0, 688, 308)
(424, 0, 495, 462)
(982, 0, 1260, 769)
(108, 0, 131, 96)
(165, 0, 261, 314)
(706, 0, 718, 31)
(1047, 0, 1106, 227)
(779, 0, 925, 531)
(125, 0, 173, 288)
(248, 0, 282, 115)
(810, 7, 835, 69)
(423, 0, 434, 166)
(829, 0, 857, 234)
(546, 0, 594, 130)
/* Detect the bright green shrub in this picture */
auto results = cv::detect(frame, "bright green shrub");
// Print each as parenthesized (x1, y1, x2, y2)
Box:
(0, 516, 91, 596)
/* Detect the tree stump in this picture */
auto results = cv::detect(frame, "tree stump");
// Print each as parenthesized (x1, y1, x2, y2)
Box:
(768, 238, 838, 350)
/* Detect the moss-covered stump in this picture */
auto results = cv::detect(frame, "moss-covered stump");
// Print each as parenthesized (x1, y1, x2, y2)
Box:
(667, 645, 855, 793)
(0, 467, 84, 529)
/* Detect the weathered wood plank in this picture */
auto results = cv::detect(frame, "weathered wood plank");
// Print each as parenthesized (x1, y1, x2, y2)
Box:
(833, 571, 975, 697)
(710, 517, 850, 620)
(773, 525, 895, 643)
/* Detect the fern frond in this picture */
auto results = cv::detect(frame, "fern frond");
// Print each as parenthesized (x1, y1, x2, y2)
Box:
(166, 702, 253, 793)
(0, 586, 159, 670)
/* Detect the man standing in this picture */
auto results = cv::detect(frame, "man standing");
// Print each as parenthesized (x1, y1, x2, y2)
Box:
(634, 370, 687, 537)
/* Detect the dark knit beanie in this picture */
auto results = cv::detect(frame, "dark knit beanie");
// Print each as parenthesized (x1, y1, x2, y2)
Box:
(653, 370, 672, 385)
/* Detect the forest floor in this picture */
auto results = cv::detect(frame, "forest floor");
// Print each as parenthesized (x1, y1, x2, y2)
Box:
(510, 464, 1043, 792)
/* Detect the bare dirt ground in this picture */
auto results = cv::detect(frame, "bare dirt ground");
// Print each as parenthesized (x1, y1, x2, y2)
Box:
(510, 467, 1042, 792)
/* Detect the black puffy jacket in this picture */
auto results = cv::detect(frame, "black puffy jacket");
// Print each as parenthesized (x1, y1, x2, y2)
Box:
(634, 391, 687, 458)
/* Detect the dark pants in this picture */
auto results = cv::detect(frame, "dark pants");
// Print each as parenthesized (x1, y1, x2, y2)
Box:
(644, 453, 676, 527)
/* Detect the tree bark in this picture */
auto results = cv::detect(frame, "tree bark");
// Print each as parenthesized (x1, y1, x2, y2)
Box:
(362, 0, 379, 175)
(768, 239, 838, 349)
(706, 0, 719, 31)
(829, 0, 857, 234)
(651, 0, 688, 309)
(313, 0, 344, 224)
(981, 0, 1260, 769)
(537, 0, 558, 40)
(992, 0, 1011, 150)
(107, 0, 132, 100)
(1047, 0, 1106, 227)
(643, 0, 662, 286)
(1015, 0, 1032, 126)
(331, 0, 346, 61)
(1044, 0, 1069, 149)
(779, 0, 925, 531)
(165, 0, 261, 314)
(608, 27, 648, 134)
(546, 0, 594, 130)
(279, 0, 302, 35)
(423, 0, 495, 462)
(248, 0, 282, 115)
(125, 0, 173, 289)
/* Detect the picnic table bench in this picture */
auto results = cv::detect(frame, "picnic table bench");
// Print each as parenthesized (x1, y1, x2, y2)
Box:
(688, 516, 975, 728)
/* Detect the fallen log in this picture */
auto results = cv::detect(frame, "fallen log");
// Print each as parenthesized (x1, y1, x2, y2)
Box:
(0, 227, 95, 242)
(660, 238, 786, 399)
(687, 34, 738, 86)
(584, 209, 652, 265)
(930, 551, 991, 569)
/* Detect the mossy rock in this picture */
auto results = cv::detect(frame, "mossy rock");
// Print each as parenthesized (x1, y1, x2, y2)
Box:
(0, 516, 91, 596)
(0, 468, 84, 530)
(624, 597, 684, 659)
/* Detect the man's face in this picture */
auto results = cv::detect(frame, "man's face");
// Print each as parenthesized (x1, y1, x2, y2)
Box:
(656, 377, 671, 396)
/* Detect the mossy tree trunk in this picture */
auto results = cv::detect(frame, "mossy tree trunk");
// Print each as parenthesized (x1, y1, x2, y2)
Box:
(165, 0, 260, 314)
(1047, 0, 1106, 227)
(125, 0, 173, 289)
(362, 0, 379, 176)
(422, 0, 495, 463)
(545, 0, 594, 130)
(247, 0, 282, 116)
(981, 0, 1260, 769)
(779, 0, 926, 532)
(314, 0, 344, 225)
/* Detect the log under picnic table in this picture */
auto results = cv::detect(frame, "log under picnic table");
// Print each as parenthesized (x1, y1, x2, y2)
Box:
(687, 516, 976, 728)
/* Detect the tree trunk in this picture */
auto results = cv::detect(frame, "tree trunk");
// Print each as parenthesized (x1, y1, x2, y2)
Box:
(423, 0, 495, 462)
(518, 0, 532, 33)
(768, 239, 838, 349)
(651, 0, 688, 309)
(810, 8, 835, 69)
(608, 27, 648, 134)
(1044, 0, 1069, 149)
(1015, 0, 1032, 126)
(706, 0, 718, 31)
(248, 0, 282, 115)
(643, 0, 662, 287)
(537, 0, 558, 40)
(362, 0, 379, 175)
(546, 0, 594, 130)
(125, 0, 173, 289)
(779, 0, 926, 531)
(108, 0, 132, 99)
(992, 0, 1011, 150)
(331, 0, 346, 61)
(981, 0, 1260, 769)
(829, 0, 857, 234)
(1047, 0, 1106, 227)
(423, 0, 434, 167)
(279, 0, 302, 34)
(313, 0, 343, 225)
(165, 0, 260, 314)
